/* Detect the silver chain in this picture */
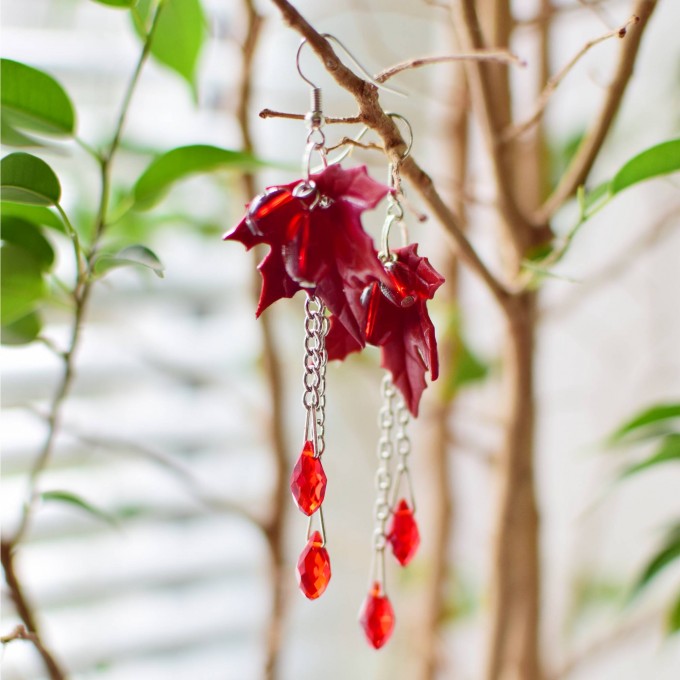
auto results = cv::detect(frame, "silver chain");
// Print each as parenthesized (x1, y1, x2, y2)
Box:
(390, 390, 415, 511)
(369, 375, 396, 585)
(302, 295, 328, 456)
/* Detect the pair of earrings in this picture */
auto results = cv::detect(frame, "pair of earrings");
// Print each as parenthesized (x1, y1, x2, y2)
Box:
(224, 36, 444, 649)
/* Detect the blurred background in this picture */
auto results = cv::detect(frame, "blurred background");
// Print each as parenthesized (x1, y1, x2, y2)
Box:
(1, 0, 680, 679)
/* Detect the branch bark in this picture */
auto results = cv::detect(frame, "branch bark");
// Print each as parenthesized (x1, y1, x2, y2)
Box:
(417, 47, 470, 680)
(506, 15, 639, 141)
(374, 49, 524, 83)
(237, 3, 289, 678)
(536, 0, 658, 222)
(1, 542, 66, 680)
(452, 0, 531, 256)
(268, 0, 511, 310)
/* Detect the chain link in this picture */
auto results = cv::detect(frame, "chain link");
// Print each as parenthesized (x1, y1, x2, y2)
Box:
(390, 391, 416, 512)
(373, 376, 395, 551)
(302, 295, 328, 456)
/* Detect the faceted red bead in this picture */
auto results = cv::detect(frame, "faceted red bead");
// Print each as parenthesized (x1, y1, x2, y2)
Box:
(359, 581, 395, 649)
(290, 440, 327, 515)
(382, 259, 419, 308)
(387, 499, 420, 566)
(296, 530, 331, 599)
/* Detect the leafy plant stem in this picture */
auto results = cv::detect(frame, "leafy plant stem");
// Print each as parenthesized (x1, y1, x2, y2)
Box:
(4, 8, 167, 677)
(105, 1, 165, 168)
(74, 135, 102, 162)
(0, 542, 67, 680)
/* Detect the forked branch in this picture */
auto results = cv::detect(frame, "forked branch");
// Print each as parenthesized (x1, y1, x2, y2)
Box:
(268, 0, 511, 309)
(537, 0, 658, 222)
(506, 15, 639, 141)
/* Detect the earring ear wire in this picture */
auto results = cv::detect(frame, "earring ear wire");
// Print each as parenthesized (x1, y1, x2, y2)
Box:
(296, 34, 407, 100)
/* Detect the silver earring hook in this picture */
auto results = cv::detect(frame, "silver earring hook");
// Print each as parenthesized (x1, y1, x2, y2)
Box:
(296, 39, 320, 91)
(323, 34, 407, 98)
(296, 35, 407, 99)
(386, 112, 413, 161)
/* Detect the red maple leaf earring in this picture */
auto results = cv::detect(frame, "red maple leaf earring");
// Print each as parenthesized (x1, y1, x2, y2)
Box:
(223, 38, 395, 602)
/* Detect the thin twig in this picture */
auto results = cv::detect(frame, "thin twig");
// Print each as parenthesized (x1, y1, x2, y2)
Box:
(537, 0, 658, 222)
(325, 137, 383, 153)
(268, 0, 511, 310)
(506, 15, 639, 141)
(259, 109, 362, 125)
(1, 625, 38, 645)
(541, 205, 680, 320)
(374, 50, 525, 84)
(1, 544, 67, 680)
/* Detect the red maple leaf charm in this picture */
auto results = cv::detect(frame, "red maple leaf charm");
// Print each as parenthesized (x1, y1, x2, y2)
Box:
(224, 164, 390, 344)
(326, 244, 444, 416)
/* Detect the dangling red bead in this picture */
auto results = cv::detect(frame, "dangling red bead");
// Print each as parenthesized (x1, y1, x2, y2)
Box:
(290, 440, 327, 515)
(387, 499, 420, 566)
(296, 530, 331, 599)
(359, 581, 395, 649)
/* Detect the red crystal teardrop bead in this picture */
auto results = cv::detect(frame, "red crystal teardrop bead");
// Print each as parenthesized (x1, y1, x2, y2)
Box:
(296, 530, 331, 599)
(290, 440, 327, 515)
(387, 499, 420, 566)
(359, 581, 395, 649)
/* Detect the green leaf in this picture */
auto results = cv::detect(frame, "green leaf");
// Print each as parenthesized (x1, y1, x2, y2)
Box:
(1, 118, 45, 148)
(621, 434, 680, 478)
(583, 180, 610, 216)
(1, 217, 55, 271)
(41, 490, 118, 527)
(668, 591, 680, 634)
(0, 203, 65, 233)
(94, 244, 165, 278)
(0, 59, 75, 137)
(133, 145, 266, 209)
(611, 139, 680, 195)
(1, 244, 47, 324)
(133, 0, 205, 93)
(92, 0, 138, 7)
(1, 311, 42, 346)
(610, 403, 680, 443)
(1, 153, 61, 206)
(632, 525, 680, 596)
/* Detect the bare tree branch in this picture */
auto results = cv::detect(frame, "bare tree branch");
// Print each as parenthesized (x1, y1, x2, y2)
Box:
(1, 543, 67, 680)
(259, 109, 363, 125)
(238, 3, 291, 678)
(452, 0, 531, 255)
(267, 0, 512, 310)
(536, 0, 659, 222)
(506, 15, 639, 141)
(374, 50, 525, 84)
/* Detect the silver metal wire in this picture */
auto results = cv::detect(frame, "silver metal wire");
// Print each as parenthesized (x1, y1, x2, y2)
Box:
(306, 505, 327, 546)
